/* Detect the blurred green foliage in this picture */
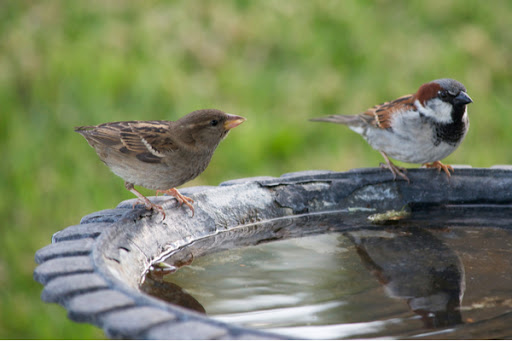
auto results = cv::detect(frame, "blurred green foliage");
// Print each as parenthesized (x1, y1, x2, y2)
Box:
(1, 0, 511, 338)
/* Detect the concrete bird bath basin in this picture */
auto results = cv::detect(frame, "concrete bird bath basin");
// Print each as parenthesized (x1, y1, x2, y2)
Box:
(34, 167, 512, 339)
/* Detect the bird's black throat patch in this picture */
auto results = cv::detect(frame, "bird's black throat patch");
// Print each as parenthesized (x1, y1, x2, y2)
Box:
(433, 105, 468, 146)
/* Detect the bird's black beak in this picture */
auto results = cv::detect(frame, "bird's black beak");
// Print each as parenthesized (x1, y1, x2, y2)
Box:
(454, 91, 473, 106)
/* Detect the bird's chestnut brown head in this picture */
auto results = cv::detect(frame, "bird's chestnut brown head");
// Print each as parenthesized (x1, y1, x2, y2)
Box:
(415, 78, 472, 124)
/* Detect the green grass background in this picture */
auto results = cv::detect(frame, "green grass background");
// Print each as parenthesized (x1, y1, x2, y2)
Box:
(1, 1, 511, 338)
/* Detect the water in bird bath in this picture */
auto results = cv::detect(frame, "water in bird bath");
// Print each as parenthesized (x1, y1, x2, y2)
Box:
(141, 206, 512, 339)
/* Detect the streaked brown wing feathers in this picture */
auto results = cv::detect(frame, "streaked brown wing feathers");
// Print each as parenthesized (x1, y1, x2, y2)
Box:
(76, 121, 178, 163)
(361, 94, 415, 129)
(122, 121, 178, 156)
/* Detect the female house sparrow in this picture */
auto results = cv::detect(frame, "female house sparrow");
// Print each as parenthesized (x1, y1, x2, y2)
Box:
(311, 78, 473, 182)
(75, 109, 246, 216)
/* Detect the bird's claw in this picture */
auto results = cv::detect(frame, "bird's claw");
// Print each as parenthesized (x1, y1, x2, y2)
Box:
(156, 189, 195, 217)
(379, 152, 410, 183)
(132, 198, 166, 219)
(379, 162, 410, 183)
(423, 161, 454, 177)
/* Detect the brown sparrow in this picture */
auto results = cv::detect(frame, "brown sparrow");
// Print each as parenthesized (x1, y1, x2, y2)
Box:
(75, 109, 246, 216)
(311, 78, 473, 182)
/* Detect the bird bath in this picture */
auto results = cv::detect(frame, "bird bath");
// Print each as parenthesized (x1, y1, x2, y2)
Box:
(34, 167, 512, 339)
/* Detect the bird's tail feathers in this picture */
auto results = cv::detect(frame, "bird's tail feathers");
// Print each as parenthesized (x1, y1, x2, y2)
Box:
(309, 115, 364, 126)
(74, 125, 120, 147)
(74, 126, 96, 133)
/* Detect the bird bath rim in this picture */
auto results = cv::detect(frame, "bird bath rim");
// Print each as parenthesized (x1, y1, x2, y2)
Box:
(34, 166, 512, 339)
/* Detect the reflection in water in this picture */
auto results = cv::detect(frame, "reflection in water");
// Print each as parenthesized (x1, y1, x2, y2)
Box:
(141, 274, 205, 314)
(346, 227, 465, 329)
(140, 210, 512, 339)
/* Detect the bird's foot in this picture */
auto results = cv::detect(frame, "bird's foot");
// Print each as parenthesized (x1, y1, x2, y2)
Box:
(379, 152, 410, 183)
(422, 161, 454, 177)
(380, 162, 410, 183)
(156, 188, 195, 216)
(125, 182, 166, 219)
(132, 198, 166, 219)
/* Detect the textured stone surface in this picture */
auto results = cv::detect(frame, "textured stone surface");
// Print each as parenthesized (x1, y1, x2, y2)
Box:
(491, 164, 512, 170)
(220, 175, 278, 186)
(34, 256, 94, 285)
(33, 168, 512, 339)
(42, 273, 108, 303)
(279, 169, 336, 178)
(35, 238, 95, 263)
(52, 223, 111, 242)
(143, 320, 229, 340)
(222, 332, 283, 340)
(102, 306, 176, 338)
(80, 208, 129, 224)
(67, 290, 135, 323)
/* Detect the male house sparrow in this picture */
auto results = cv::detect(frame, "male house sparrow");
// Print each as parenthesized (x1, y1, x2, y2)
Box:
(311, 78, 473, 182)
(75, 109, 245, 216)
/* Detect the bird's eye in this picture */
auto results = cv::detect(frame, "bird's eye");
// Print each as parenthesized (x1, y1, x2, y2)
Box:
(438, 90, 448, 99)
(210, 119, 218, 126)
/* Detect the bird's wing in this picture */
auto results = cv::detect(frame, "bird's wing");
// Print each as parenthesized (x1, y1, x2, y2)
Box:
(361, 94, 416, 129)
(120, 121, 180, 163)
(310, 94, 416, 129)
(75, 121, 180, 164)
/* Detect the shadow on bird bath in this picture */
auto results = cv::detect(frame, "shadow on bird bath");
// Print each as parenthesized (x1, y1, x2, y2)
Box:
(34, 167, 512, 339)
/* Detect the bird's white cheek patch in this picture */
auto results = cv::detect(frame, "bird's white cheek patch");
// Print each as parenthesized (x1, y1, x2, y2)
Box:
(415, 99, 453, 124)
